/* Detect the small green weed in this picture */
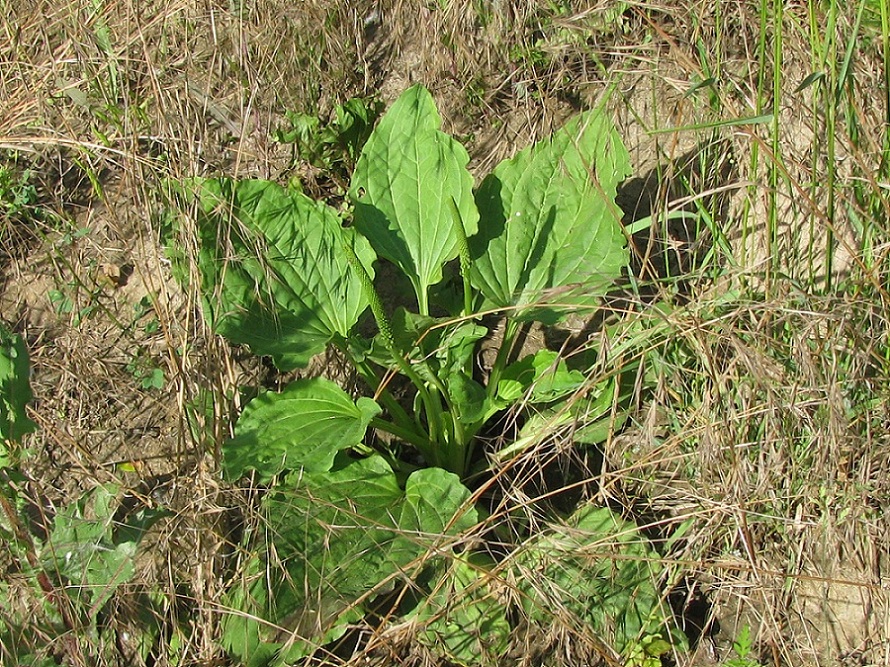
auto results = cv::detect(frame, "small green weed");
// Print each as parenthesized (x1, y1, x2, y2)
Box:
(0, 323, 165, 664)
(274, 95, 382, 190)
(48, 280, 103, 327)
(0, 152, 55, 251)
(0, 156, 38, 221)
(722, 626, 766, 667)
(126, 354, 165, 391)
(132, 296, 160, 334)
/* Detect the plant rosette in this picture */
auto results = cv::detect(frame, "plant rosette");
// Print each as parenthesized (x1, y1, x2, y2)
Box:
(167, 84, 684, 665)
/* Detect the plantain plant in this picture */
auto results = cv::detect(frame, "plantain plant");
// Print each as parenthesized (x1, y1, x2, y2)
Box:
(1, 325, 168, 665)
(168, 85, 684, 665)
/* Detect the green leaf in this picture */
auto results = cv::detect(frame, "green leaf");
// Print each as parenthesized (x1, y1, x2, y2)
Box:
(497, 349, 586, 404)
(378, 310, 492, 429)
(412, 554, 510, 665)
(387, 307, 439, 357)
(572, 376, 627, 445)
(222, 378, 381, 483)
(42, 484, 146, 616)
(384, 309, 486, 367)
(275, 97, 381, 169)
(220, 455, 476, 665)
(440, 321, 488, 376)
(510, 504, 685, 656)
(0, 324, 36, 463)
(172, 178, 375, 370)
(494, 377, 623, 462)
(350, 85, 479, 314)
(471, 108, 630, 320)
(274, 110, 320, 146)
(334, 97, 384, 163)
(446, 371, 491, 425)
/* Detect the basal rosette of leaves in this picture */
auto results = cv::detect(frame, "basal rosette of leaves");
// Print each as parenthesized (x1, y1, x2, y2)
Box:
(168, 85, 685, 665)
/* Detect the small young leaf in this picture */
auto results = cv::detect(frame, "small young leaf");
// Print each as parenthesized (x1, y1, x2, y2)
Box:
(497, 349, 585, 404)
(334, 97, 384, 163)
(223, 378, 381, 483)
(446, 371, 491, 425)
(440, 321, 488, 376)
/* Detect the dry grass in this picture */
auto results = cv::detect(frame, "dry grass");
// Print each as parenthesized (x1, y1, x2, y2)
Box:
(1, 0, 888, 666)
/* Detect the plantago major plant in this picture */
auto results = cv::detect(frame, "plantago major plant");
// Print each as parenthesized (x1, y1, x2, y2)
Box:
(168, 85, 684, 665)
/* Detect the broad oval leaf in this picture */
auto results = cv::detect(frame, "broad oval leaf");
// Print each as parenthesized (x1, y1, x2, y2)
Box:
(223, 378, 380, 483)
(41, 484, 160, 616)
(350, 85, 479, 314)
(510, 504, 687, 657)
(411, 555, 510, 666)
(176, 178, 375, 370)
(470, 109, 631, 320)
(220, 455, 476, 665)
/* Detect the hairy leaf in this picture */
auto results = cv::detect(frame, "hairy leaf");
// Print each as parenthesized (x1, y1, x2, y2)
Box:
(223, 378, 381, 483)
(350, 85, 479, 314)
(221, 455, 476, 665)
(175, 178, 375, 370)
(471, 109, 630, 320)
